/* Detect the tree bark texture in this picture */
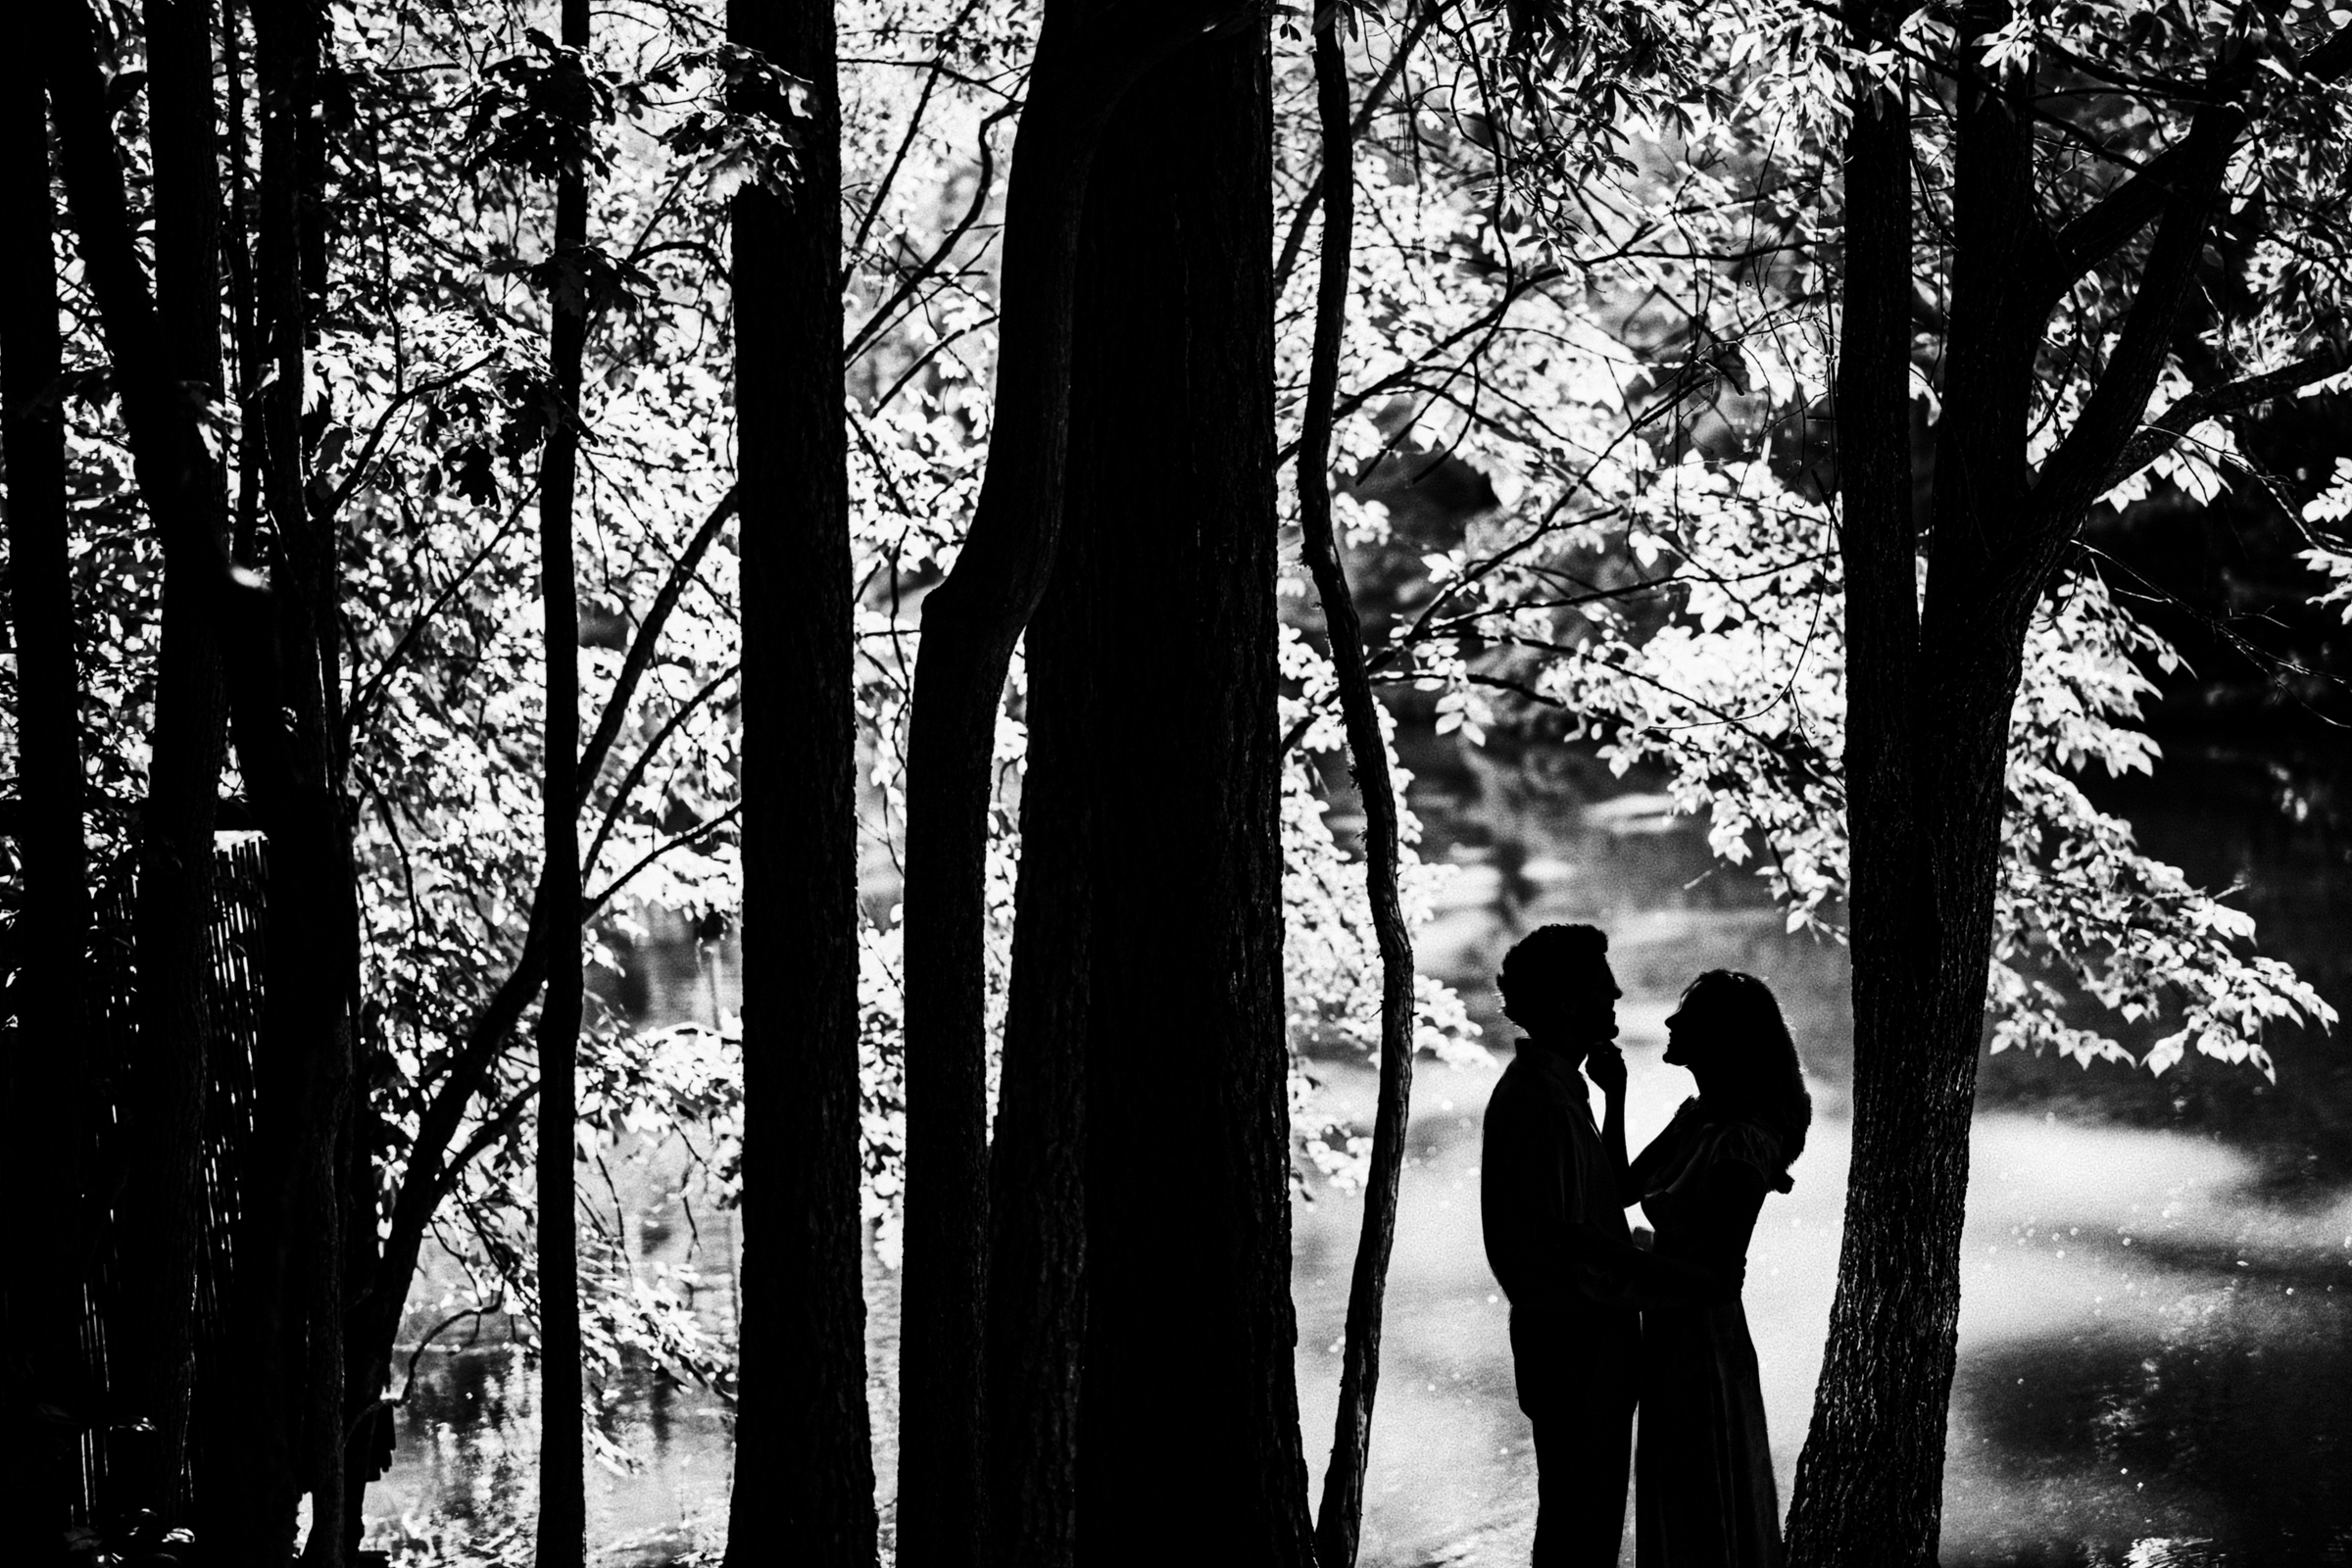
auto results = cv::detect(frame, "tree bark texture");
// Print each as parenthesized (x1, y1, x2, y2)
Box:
(1781, 50, 1943, 1566)
(209, 0, 358, 1557)
(1783, 20, 2288, 1563)
(982, 495, 1099, 1568)
(1063, 23, 1318, 1568)
(892, 0, 1236, 1558)
(1296, 22, 1418, 1568)
(534, 0, 593, 1560)
(721, 0, 881, 1560)
(2, 30, 97, 1554)
(41, 0, 236, 1511)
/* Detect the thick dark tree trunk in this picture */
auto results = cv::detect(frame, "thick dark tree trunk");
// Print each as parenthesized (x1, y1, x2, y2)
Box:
(892, 0, 1221, 1558)
(1780, 47, 1945, 1564)
(893, 17, 1096, 1557)
(720, 0, 880, 1561)
(1294, 23, 1416, 1568)
(1063, 23, 1317, 1568)
(533, 1, 594, 1561)
(210, 0, 357, 1557)
(981, 508, 1098, 1568)
(42, 0, 237, 1511)
(1781, 19, 2315, 1563)
(2, 32, 96, 1556)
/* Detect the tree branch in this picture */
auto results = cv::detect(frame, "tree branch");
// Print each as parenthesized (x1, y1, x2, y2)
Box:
(2040, 21, 2346, 298)
(2039, 115, 2236, 303)
(582, 659, 740, 878)
(367, 878, 561, 1331)
(2098, 350, 2348, 494)
(345, 482, 540, 738)
(41, 0, 229, 582)
(583, 802, 743, 918)
(1273, 5, 1437, 298)
(1298, 19, 1420, 1566)
(573, 484, 738, 808)
(848, 0, 993, 266)
(2029, 103, 2243, 533)
(438, 1078, 543, 1201)
(843, 102, 1019, 363)
(315, 354, 499, 521)
(2298, 20, 2352, 85)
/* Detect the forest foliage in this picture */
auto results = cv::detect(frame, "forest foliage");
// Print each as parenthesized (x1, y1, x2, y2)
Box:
(3, 0, 2349, 1550)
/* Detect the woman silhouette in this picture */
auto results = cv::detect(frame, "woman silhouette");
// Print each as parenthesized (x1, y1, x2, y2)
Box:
(1626, 970, 1810, 1568)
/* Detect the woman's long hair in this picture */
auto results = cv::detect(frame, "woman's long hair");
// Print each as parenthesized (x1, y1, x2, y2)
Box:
(1683, 969, 1812, 1167)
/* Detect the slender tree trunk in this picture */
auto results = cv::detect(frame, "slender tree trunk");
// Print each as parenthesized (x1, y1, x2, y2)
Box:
(223, 0, 266, 567)
(982, 500, 1098, 1568)
(1295, 22, 1417, 1568)
(2, 32, 96, 1556)
(893, 1, 1216, 1557)
(335, 491, 737, 1560)
(1065, 21, 1317, 1568)
(529, 2, 594, 1561)
(533, 0, 593, 1559)
(720, 0, 879, 1560)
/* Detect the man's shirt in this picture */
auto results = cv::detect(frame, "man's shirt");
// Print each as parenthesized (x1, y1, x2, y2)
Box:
(1480, 1038, 1634, 1319)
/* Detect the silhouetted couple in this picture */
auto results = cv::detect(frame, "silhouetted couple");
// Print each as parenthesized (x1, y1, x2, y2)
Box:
(1481, 923, 1811, 1568)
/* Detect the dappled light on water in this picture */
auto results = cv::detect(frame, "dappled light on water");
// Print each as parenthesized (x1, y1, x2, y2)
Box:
(1288, 1042, 2352, 1567)
(369, 1041, 2352, 1565)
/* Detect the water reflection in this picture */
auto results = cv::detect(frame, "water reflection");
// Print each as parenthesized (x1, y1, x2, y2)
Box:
(1938, 1119, 2352, 1567)
(1287, 1062, 2352, 1568)
(365, 744, 2352, 1564)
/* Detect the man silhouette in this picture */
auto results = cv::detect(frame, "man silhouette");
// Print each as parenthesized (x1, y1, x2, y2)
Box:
(1481, 923, 1638, 1567)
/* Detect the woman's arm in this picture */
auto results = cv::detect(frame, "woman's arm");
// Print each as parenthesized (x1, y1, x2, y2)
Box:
(1580, 1161, 1771, 1307)
(1587, 1044, 1636, 1204)
(1626, 1098, 1699, 1200)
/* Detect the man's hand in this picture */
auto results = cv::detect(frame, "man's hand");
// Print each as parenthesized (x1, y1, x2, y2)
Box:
(1585, 1042, 1627, 1097)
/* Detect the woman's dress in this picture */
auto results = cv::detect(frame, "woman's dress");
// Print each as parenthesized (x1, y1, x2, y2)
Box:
(1631, 1101, 1790, 1568)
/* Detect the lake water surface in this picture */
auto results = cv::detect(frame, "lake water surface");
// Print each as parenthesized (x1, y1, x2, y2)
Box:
(365, 756, 2352, 1565)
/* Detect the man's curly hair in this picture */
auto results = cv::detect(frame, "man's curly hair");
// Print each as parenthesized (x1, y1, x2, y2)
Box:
(1496, 922, 1609, 1024)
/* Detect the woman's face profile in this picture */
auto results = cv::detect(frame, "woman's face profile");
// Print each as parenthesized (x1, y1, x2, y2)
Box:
(1661, 995, 1717, 1069)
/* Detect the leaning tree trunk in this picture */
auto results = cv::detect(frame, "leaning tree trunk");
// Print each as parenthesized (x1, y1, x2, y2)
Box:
(892, 13, 1102, 1555)
(534, 0, 594, 1561)
(720, 0, 880, 1560)
(1296, 19, 1419, 1568)
(2, 32, 96, 1554)
(892, 0, 1223, 1558)
(1065, 20, 1318, 1568)
(981, 467, 1100, 1568)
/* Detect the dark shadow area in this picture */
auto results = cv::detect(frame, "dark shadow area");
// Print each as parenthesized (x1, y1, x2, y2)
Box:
(1947, 1295, 2352, 1565)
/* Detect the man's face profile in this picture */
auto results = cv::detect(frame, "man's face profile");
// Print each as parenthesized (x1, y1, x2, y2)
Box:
(1499, 948, 1622, 1048)
(1568, 956, 1622, 1046)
